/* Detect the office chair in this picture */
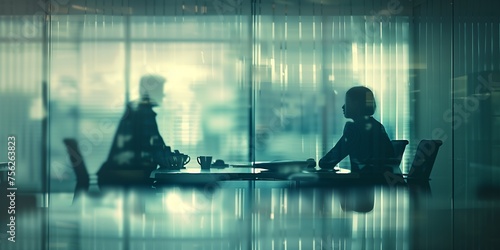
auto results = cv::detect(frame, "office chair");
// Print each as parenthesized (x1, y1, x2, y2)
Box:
(63, 138, 90, 204)
(406, 140, 443, 181)
(0, 162, 8, 186)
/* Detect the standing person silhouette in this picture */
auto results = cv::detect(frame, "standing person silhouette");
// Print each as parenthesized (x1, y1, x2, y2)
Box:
(318, 86, 394, 172)
(97, 74, 171, 186)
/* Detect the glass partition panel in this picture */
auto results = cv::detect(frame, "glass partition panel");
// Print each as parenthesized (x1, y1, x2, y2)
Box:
(253, 2, 410, 172)
(49, 3, 252, 193)
(129, 15, 251, 163)
(0, 15, 45, 191)
(453, 0, 500, 248)
(50, 15, 126, 190)
(10, 0, 500, 249)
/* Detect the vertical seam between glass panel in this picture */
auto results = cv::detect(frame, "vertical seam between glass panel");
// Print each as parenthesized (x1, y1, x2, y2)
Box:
(451, 1, 455, 249)
(124, 15, 131, 104)
(43, 5, 52, 250)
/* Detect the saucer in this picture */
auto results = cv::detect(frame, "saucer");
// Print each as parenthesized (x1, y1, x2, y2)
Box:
(212, 159, 229, 168)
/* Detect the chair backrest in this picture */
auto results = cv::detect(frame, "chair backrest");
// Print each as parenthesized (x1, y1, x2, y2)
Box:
(391, 140, 409, 162)
(0, 162, 8, 186)
(63, 138, 90, 194)
(407, 140, 443, 180)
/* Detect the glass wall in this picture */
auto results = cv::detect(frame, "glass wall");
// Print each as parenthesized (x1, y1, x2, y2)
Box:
(410, 1, 454, 248)
(0, 14, 45, 191)
(253, 2, 410, 170)
(46, 0, 413, 189)
(452, 0, 500, 248)
(48, 4, 253, 190)
(2, 0, 500, 249)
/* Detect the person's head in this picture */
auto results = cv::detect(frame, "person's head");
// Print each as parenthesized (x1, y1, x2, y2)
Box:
(342, 86, 376, 120)
(139, 74, 166, 105)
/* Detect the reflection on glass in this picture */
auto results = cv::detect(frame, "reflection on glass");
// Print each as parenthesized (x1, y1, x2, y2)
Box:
(49, 14, 251, 186)
(46, 185, 409, 249)
(253, 8, 410, 171)
(0, 16, 44, 190)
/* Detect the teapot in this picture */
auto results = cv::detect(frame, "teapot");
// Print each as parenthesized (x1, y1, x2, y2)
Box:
(162, 150, 190, 170)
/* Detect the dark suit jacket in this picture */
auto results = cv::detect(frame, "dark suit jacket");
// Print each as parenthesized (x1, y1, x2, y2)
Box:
(319, 117, 394, 172)
(97, 98, 170, 179)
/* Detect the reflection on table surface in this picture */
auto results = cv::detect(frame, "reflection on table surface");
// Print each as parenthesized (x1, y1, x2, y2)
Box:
(150, 165, 407, 188)
(44, 183, 413, 250)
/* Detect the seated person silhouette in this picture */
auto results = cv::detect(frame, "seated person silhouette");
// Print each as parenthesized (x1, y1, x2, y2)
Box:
(318, 86, 394, 173)
(97, 75, 171, 186)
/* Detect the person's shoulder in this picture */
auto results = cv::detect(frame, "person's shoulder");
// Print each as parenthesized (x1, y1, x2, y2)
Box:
(121, 100, 155, 118)
(368, 117, 389, 132)
(343, 121, 356, 133)
(368, 117, 384, 126)
(344, 121, 355, 128)
(118, 101, 136, 120)
(133, 99, 158, 118)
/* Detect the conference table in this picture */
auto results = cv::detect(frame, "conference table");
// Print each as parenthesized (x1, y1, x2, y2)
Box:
(149, 162, 408, 188)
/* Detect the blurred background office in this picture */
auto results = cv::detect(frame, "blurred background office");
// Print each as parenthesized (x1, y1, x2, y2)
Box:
(0, 0, 499, 249)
